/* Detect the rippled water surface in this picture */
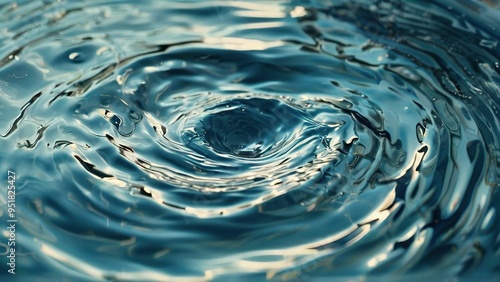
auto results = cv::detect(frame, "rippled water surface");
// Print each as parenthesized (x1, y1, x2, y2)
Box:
(1, 0, 500, 281)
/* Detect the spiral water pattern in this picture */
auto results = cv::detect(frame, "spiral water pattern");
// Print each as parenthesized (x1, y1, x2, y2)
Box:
(0, 0, 499, 280)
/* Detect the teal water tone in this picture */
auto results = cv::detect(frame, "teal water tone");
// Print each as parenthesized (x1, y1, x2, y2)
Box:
(0, 0, 499, 281)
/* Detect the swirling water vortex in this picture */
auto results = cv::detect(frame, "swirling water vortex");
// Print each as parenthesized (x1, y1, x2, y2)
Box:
(0, 0, 499, 281)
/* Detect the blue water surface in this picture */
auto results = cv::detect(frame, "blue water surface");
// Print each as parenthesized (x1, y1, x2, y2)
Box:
(0, 0, 499, 281)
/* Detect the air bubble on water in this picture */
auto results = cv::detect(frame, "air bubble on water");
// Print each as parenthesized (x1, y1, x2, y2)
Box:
(441, 75, 462, 97)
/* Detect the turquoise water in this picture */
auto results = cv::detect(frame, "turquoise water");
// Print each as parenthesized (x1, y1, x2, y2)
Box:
(0, 0, 499, 281)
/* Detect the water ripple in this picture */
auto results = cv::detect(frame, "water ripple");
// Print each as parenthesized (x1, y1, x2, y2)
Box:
(0, 0, 499, 281)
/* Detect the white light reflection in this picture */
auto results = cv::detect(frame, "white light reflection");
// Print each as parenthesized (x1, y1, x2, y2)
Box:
(39, 243, 206, 281)
(204, 226, 367, 279)
(290, 6, 307, 18)
(203, 37, 284, 51)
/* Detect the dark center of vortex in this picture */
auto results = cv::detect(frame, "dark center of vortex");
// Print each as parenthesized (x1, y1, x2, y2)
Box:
(196, 98, 303, 158)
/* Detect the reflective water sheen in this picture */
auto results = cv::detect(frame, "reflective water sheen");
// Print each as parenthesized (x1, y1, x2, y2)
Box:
(1, 0, 499, 281)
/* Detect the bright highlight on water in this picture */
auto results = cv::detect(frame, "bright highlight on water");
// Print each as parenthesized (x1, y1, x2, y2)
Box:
(0, 0, 499, 281)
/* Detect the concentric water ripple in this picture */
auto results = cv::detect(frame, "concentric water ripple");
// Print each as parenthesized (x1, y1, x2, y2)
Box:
(0, 0, 499, 281)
